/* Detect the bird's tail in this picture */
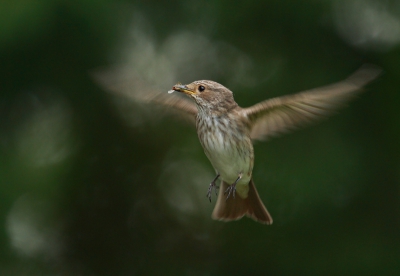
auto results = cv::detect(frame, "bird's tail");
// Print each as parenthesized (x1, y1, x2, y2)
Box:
(211, 178, 273, 224)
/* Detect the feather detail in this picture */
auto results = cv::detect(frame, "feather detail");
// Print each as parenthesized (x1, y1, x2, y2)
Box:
(212, 179, 272, 224)
(242, 64, 382, 141)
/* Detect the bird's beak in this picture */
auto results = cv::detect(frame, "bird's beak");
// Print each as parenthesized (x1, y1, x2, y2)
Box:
(172, 84, 195, 95)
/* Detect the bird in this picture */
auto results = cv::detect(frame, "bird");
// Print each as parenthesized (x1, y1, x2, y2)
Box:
(165, 65, 381, 224)
(95, 64, 381, 224)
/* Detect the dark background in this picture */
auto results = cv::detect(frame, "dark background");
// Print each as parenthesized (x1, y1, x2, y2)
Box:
(1, 1, 399, 275)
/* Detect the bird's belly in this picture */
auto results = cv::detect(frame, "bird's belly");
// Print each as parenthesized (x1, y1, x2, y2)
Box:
(200, 129, 253, 188)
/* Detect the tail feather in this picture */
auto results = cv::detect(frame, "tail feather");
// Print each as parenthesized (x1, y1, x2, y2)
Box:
(211, 178, 273, 224)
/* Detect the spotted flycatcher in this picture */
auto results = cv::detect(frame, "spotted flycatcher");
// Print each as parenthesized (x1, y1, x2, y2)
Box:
(167, 65, 380, 224)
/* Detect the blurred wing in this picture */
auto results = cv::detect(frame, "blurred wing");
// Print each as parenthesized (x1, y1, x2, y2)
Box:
(243, 64, 382, 141)
(93, 67, 198, 124)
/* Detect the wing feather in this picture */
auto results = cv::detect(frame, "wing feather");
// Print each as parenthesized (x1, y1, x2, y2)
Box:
(93, 67, 198, 124)
(242, 64, 382, 141)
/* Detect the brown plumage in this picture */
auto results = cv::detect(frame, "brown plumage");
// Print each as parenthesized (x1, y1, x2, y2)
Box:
(96, 64, 381, 224)
(212, 179, 271, 223)
(168, 65, 380, 224)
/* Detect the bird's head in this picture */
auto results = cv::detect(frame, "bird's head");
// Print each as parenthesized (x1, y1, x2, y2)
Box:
(171, 80, 238, 112)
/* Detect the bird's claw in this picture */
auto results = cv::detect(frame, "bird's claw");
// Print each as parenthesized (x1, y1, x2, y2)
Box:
(206, 182, 219, 202)
(224, 184, 236, 200)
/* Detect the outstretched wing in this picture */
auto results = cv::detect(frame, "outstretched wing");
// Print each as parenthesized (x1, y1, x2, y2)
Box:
(242, 65, 382, 141)
(93, 67, 198, 124)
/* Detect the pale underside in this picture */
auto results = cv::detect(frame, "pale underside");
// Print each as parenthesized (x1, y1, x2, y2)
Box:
(196, 114, 253, 198)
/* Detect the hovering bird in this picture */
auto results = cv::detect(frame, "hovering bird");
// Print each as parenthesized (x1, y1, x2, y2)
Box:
(166, 65, 380, 224)
(96, 65, 381, 224)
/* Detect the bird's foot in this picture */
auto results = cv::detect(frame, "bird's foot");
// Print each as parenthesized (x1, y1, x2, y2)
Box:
(224, 183, 236, 200)
(206, 174, 220, 202)
(224, 174, 242, 201)
(206, 182, 219, 202)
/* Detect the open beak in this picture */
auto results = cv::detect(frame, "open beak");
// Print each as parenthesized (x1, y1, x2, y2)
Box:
(172, 84, 195, 95)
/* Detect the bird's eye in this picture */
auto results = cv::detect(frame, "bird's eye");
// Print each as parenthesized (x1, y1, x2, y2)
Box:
(198, 85, 205, 92)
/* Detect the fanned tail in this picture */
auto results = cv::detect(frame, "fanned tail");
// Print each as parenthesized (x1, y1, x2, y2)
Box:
(211, 178, 273, 224)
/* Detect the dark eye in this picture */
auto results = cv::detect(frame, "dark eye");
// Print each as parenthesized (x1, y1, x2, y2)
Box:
(198, 85, 205, 92)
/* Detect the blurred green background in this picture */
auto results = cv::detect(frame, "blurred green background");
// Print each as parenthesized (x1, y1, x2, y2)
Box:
(1, 0, 399, 275)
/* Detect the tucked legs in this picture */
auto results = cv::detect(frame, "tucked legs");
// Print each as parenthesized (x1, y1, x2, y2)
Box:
(206, 174, 220, 202)
(224, 173, 242, 200)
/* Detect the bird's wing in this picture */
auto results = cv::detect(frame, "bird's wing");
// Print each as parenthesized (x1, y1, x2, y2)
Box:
(242, 65, 382, 141)
(93, 67, 198, 124)
(145, 92, 198, 124)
